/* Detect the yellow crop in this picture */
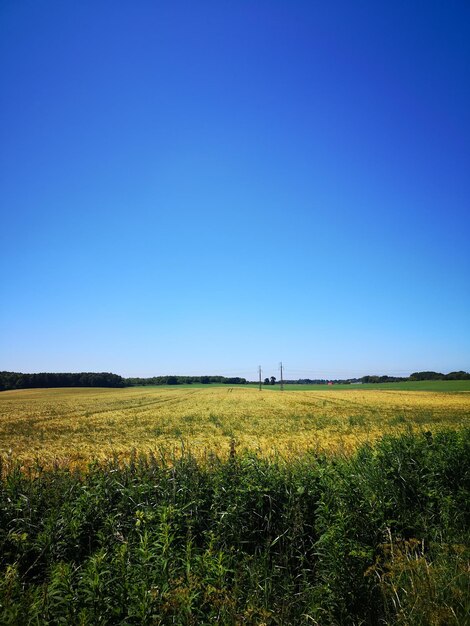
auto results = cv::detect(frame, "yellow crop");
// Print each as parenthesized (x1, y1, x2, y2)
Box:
(1, 386, 469, 467)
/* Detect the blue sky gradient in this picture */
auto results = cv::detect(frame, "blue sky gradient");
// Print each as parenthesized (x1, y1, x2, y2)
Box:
(1, 1, 469, 379)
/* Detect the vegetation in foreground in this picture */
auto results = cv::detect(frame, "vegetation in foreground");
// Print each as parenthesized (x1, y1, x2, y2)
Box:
(0, 430, 469, 624)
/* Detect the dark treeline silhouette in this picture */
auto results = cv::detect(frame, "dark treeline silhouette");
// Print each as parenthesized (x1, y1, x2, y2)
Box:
(0, 372, 125, 391)
(281, 376, 409, 385)
(125, 375, 247, 386)
(282, 377, 407, 384)
(283, 371, 470, 385)
(1, 370, 468, 391)
(410, 370, 470, 380)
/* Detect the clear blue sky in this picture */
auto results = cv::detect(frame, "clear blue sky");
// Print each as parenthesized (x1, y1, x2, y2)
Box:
(1, 1, 469, 380)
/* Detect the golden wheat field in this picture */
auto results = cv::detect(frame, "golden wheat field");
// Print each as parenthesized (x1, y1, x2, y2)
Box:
(1, 385, 469, 467)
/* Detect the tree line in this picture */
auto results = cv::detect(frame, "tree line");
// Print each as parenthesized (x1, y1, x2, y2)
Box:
(1, 370, 468, 391)
(125, 375, 247, 386)
(0, 372, 247, 391)
(360, 370, 470, 383)
(0, 372, 125, 391)
(409, 370, 470, 380)
(283, 371, 470, 384)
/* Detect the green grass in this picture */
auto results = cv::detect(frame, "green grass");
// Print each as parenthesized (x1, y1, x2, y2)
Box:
(106, 380, 470, 392)
(1, 430, 469, 625)
(247, 380, 470, 392)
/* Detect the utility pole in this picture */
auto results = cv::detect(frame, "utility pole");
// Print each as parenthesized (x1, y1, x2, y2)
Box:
(280, 362, 284, 391)
(258, 366, 262, 391)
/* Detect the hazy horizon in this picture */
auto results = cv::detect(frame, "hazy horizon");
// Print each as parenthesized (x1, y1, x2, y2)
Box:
(2, 366, 468, 382)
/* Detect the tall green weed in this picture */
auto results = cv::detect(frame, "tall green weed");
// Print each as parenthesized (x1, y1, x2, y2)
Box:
(0, 429, 468, 624)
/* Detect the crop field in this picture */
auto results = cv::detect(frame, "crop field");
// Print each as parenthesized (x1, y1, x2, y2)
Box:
(1, 386, 469, 624)
(1, 385, 469, 466)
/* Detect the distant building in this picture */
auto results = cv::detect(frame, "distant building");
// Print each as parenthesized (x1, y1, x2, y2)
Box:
(327, 381, 333, 386)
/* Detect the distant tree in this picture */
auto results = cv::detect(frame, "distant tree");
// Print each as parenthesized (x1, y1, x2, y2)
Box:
(409, 371, 443, 381)
(264, 378, 270, 385)
(444, 371, 470, 380)
(270, 376, 276, 385)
